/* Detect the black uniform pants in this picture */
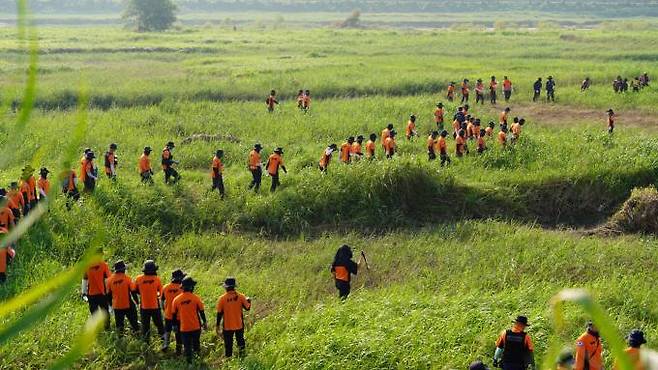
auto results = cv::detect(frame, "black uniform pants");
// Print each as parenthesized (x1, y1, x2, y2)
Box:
(504, 90, 511, 101)
(336, 280, 351, 300)
(212, 175, 225, 196)
(140, 308, 165, 340)
(181, 330, 201, 362)
(476, 93, 484, 104)
(83, 178, 95, 193)
(270, 173, 280, 192)
(164, 167, 180, 184)
(114, 306, 140, 333)
(165, 318, 182, 352)
(532, 90, 540, 102)
(87, 294, 111, 328)
(546, 90, 555, 101)
(249, 168, 262, 191)
(222, 329, 246, 357)
(440, 153, 451, 167)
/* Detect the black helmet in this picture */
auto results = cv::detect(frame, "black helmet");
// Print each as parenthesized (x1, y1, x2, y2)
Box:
(387, 123, 394, 130)
(40, 167, 50, 176)
(274, 147, 284, 154)
(142, 259, 158, 273)
(216, 149, 224, 157)
(440, 130, 448, 137)
(222, 277, 237, 289)
(166, 141, 175, 148)
(171, 269, 186, 281)
(109, 143, 118, 150)
(627, 329, 647, 347)
(181, 276, 197, 290)
(347, 136, 355, 143)
(85, 151, 95, 160)
(254, 143, 262, 150)
(356, 135, 364, 141)
(144, 146, 152, 153)
(410, 114, 416, 120)
(114, 260, 127, 272)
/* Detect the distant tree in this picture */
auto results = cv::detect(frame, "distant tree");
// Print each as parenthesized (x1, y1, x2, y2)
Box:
(123, 0, 177, 32)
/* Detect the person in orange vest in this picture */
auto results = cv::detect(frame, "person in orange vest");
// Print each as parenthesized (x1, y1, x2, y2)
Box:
(340, 137, 354, 164)
(139, 146, 154, 184)
(434, 103, 445, 130)
(80, 151, 98, 193)
(493, 315, 536, 370)
(248, 143, 263, 192)
(0, 191, 16, 230)
(319, 144, 337, 173)
(104, 143, 118, 180)
(330, 244, 367, 299)
(211, 150, 225, 198)
(266, 147, 287, 192)
(162, 141, 181, 185)
(406, 115, 418, 140)
(0, 228, 16, 284)
(216, 277, 252, 358)
(106, 260, 140, 334)
(555, 350, 575, 370)
(61, 169, 80, 209)
(266, 90, 278, 112)
(461, 79, 470, 104)
(161, 269, 185, 353)
(475, 79, 485, 105)
(133, 260, 165, 343)
(511, 118, 524, 143)
(296, 89, 304, 110)
(574, 321, 603, 370)
(607, 109, 615, 134)
(302, 90, 311, 113)
(486, 121, 495, 137)
(614, 329, 647, 370)
(477, 129, 487, 153)
(81, 249, 112, 329)
(500, 107, 511, 126)
(37, 168, 50, 201)
(352, 135, 364, 161)
(466, 119, 476, 140)
(381, 124, 393, 151)
(427, 131, 438, 161)
(171, 276, 207, 363)
(490, 76, 498, 104)
(456, 129, 467, 157)
(503, 76, 513, 102)
(446, 82, 455, 102)
(19, 165, 37, 215)
(498, 126, 508, 147)
(438, 130, 451, 167)
(384, 130, 397, 159)
(365, 134, 376, 160)
(8, 182, 24, 220)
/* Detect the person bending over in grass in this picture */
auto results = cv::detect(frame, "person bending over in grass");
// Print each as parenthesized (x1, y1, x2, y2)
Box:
(319, 144, 337, 172)
(607, 109, 615, 134)
(216, 277, 251, 358)
(161, 141, 181, 185)
(352, 135, 364, 161)
(266, 89, 278, 112)
(406, 115, 418, 141)
(427, 131, 438, 161)
(384, 130, 397, 159)
(171, 276, 207, 363)
(211, 150, 225, 199)
(366, 134, 377, 160)
(266, 147, 287, 192)
(614, 329, 647, 370)
(493, 315, 536, 370)
(330, 245, 366, 300)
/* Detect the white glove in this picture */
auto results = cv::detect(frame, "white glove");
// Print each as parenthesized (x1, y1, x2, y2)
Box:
(81, 279, 89, 296)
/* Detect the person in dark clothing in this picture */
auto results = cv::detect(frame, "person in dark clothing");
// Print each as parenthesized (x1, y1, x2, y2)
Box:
(161, 141, 181, 185)
(330, 245, 367, 300)
(532, 78, 542, 102)
(493, 316, 535, 370)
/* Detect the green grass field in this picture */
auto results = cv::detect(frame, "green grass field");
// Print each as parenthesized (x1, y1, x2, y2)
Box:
(1, 18, 658, 369)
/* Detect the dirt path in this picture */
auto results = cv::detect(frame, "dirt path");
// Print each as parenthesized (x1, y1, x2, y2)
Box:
(480, 103, 658, 129)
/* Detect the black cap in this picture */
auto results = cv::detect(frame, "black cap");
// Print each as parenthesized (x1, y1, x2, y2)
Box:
(223, 277, 237, 289)
(109, 143, 118, 150)
(171, 269, 186, 280)
(254, 143, 262, 149)
(514, 315, 530, 326)
(40, 167, 50, 175)
(274, 147, 284, 154)
(114, 260, 127, 272)
(356, 135, 364, 141)
(437, 102, 443, 107)
(607, 109, 614, 113)
(144, 146, 152, 153)
(469, 361, 489, 370)
(182, 276, 197, 289)
(216, 149, 224, 157)
(166, 141, 175, 148)
(627, 329, 647, 347)
(86, 151, 95, 159)
(142, 259, 158, 273)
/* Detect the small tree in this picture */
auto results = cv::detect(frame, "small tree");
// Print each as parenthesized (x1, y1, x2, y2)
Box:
(123, 0, 177, 32)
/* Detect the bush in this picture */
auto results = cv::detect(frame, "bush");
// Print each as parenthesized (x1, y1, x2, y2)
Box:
(123, 0, 177, 32)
